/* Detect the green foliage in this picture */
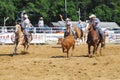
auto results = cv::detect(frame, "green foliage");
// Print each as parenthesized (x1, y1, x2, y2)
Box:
(93, 4, 112, 21)
(0, 0, 120, 26)
(0, 1, 15, 25)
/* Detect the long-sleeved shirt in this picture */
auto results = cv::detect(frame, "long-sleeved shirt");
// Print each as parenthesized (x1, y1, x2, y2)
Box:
(38, 20, 44, 27)
(77, 23, 83, 30)
(90, 18, 100, 27)
(21, 18, 31, 29)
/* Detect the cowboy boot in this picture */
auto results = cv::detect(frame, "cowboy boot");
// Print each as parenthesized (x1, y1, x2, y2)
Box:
(25, 35, 28, 43)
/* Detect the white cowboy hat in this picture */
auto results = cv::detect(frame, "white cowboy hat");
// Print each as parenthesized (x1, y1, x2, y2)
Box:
(24, 14, 28, 18)
(40, 17, 43, 20)
(79, 20, 82, 22)
(66, 18, 70, 21)
(89, 14, 96, 18)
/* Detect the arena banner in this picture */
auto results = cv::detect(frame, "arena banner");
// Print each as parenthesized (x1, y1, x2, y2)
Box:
(45, 33, 64, 44)
(30, 33, 45, 43)
(1, 32, 119, 44)
(0, 33, 14, 43)
(0, 33, 64, 44)
(0, 33, 46, 44)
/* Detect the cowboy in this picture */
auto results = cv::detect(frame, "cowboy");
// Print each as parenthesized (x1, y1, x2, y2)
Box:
(38, 17, 44, 27)
(89, 14, 104, 43)
(59, 15, 75, 38)
(77, 20, 84, 36)
(21, 14, 32, 42)
(77, 20, 83, 30)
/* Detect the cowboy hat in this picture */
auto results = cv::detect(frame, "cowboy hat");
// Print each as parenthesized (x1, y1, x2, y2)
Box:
(40, 17, 43, 20)
(23, 14, 28, 18)
(66, 18, 70, 21)
(89, 14, 96, 18)
(79, 20, 82, 22)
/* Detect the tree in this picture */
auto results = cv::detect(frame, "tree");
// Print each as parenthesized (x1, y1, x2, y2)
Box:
(0, 1, 15, 26)
(0, 0, 120, 26)
(93, 4, 112, 21)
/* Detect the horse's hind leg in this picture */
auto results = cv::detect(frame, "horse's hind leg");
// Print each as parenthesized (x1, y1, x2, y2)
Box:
(71, 45, 75, 57)
(23, 44, 29, 52)
(23, 45, 26, 52)
(26, 45, 29, 50)
(99, 43, 103, 56)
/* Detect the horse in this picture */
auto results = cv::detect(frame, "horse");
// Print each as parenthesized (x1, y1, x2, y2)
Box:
(74, 26, 83, 44)
(64, 26, 83, 40)
(13, 24, 32, 55)
(64, 25, 73, 37)
(87, 23, 105, 57)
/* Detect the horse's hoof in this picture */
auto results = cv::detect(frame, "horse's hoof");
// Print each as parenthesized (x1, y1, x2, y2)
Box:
(89, 54, 93, 58)
(10, 54, 14, 57)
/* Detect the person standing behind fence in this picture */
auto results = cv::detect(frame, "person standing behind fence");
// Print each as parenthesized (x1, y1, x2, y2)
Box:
(21, 13, 32, 42)
(38, 17, 44, 27)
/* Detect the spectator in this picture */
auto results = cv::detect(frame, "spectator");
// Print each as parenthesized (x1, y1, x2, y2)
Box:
(38, 17, 44, 27)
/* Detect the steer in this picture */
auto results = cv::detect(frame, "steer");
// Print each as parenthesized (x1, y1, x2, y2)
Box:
(58, 35, 75, 58)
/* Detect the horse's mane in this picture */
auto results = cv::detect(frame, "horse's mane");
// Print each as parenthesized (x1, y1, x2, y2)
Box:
(20, 24, 24, 32)
(89, 22, 96, 31)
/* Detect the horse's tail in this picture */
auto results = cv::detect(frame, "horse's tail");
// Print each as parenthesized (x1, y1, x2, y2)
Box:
(28, 33, 33, 43)
(101, 31, 106, 48)
(11, 32, 18, 44)
(74, 26, 81, 39)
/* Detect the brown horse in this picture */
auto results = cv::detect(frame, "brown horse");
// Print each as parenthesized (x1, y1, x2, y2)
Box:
(13, 24, 32, 55)
(64, 26, 73, 37)
(87, 23, 105, 57)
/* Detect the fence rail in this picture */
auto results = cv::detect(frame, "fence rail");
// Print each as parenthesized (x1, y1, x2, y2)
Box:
(0, 26, 66, 33)
(0, 26, 120, 45)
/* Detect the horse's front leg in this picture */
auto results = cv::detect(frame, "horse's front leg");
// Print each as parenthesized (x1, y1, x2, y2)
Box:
(99, 43, 103, 56)
(13, 43, 20, 55)
(13, 45, 17, 55)
(93, 46, 96, 54)
(24, 44, 29, 52)
(88, 45, 91, 57)
(66, 49, 70, 58)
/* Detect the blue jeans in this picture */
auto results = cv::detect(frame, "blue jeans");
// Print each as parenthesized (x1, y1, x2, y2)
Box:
(64, 29, 75, 38)
(23, 27, 29, 40)
(96, 27, 103, 40)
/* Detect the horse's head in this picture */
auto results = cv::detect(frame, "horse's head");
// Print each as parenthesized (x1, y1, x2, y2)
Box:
(67, 26, 73, 35)
(88, 23, 96, 31)
(57, 38, 63, 44)
(15, 24, 22, 33)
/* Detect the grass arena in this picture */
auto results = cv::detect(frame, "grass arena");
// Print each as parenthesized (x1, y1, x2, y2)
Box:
(0, 44, 120, 80)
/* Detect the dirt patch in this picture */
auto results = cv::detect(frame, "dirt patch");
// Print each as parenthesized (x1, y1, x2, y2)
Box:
(0, 44, 120, 80)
